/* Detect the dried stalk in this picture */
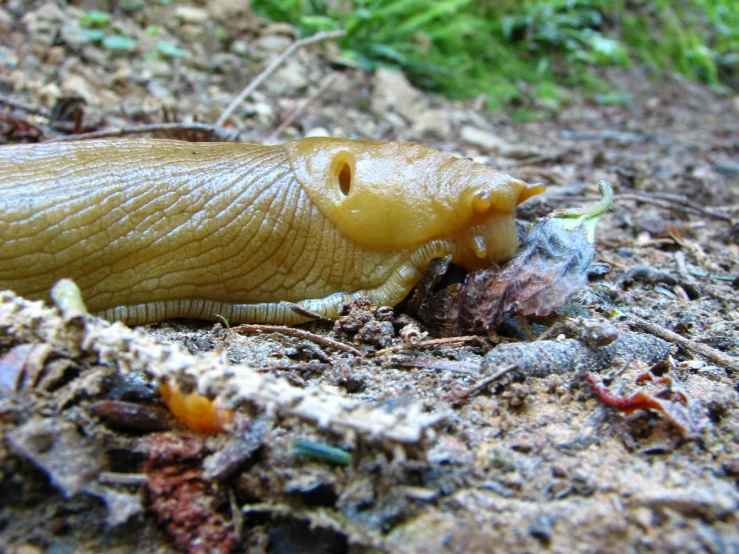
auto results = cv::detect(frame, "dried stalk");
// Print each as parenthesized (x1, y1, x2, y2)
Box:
(0, 290, 446, 446)
(48, 122, 238, 142)
(628, 314, 739, 375)
(216, 30, 346, 127)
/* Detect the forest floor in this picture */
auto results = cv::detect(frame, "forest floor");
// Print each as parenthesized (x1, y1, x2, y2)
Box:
(1, 2, 738, 553)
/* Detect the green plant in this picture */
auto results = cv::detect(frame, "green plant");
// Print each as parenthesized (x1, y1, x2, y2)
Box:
(251, 0, 738, 108)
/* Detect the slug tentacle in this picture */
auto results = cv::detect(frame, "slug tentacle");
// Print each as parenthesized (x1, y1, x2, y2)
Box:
(0, 137, 542, 325)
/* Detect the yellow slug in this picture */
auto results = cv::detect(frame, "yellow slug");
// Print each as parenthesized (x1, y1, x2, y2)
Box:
(0, 137, 543, 325)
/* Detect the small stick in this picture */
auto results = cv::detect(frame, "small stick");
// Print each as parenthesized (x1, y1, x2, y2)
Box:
(0, 95, 52, 117)
(628, 314, 739, 374)
(618, 192, 733, 224)
(258, 362, 331, 372)
(393, 357, 479, 374)
(231, 323, 361, 356)
(216, 30, 346, 127)
(279, 300, 334, 324)
(97, 471, 149, 486)
(449, 364, 518, 401)
(373, 336, 480, 357)
(48, 122, 239, 142)
(266, 73, 338, 143)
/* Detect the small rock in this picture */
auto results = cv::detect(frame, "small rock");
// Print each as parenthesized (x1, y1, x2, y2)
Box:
(460, 125, 540, 158)
(79, 44, 108, 66)
(136, 58, 173, 80)
(147, 80, 172, 99)
(460, 125, 513, 152)
(207, 0, 254, 23)
(713, 160, 739, 179)
(173, 6, 209, 24)
(110, 66, 132, 85)
(21, 3, 66, 44)
(306, 127, 331, 137)
(61, 74, 96, 104)
(264, 58, 309, 96)
(231, 40, 250, 56)
(98, 89, 121, 111)
(45, 45, 66, 66)
(250, 101, 274, 124)
(0, 46, 19, 68)
(262, 22, 300, 39)
(10, 69, 27, 92)
(371, 68, 427, 122)
(177, 23, 205, 44)
(412, 108, 452, 137)
(0, 7, 14, 34)
(209, 52, 241, 75)
(60, 23, 90, 47)
(38, 82, 62, 106)
(252, 34, 292, 59)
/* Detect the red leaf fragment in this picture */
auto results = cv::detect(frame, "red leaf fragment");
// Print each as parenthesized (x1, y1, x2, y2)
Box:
(138, 433, 236, 554)
(584, 371, 708, 440)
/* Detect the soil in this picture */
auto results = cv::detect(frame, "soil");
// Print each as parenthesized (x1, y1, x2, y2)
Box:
(1, 2, 738, 554)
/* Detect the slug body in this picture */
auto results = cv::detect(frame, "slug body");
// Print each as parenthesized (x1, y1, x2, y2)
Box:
(0, 137, 542, 325)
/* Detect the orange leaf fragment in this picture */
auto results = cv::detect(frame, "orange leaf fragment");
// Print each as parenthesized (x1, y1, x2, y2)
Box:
(160, 381, 233, 434)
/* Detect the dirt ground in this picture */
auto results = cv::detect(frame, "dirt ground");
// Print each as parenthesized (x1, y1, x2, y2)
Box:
(1, 2, 738, 553)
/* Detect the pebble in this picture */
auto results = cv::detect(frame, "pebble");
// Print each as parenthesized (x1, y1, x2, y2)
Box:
(207, 0, 253, 23)
(0, 7, 13, 33)
(412, 108, 452, 137)
(173, 6, 209, 25)
(460, 125, 512, 152)
(371, 68, 427, 122)
(0, 46, 19, 68)
(252, 34, 292, 59)
(37, 82, 62, 106)
(306, 127, 330, 137)
(61, 74, 96, 103)
(146, 80, 172, 99)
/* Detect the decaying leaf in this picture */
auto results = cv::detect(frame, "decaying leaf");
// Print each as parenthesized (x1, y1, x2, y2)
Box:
(420, 181, 614, 334)
(458, 216, 595, 331)
(137, 433, 236, 554)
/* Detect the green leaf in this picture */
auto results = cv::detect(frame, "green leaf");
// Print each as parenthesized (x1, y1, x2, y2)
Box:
(80, 10, 111, 27)
(157, 41, 190, 58)
(81, 28, 106, 42)
(102, 35, 137, 51)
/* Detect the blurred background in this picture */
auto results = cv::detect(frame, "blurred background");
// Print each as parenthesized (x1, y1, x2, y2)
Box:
(250, 0, 738, 114)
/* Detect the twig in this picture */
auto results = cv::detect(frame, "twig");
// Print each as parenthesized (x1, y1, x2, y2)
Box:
(266, 73, 338, 143)
(231, 323, 361, 356)
(258, 362, 331, 372)
(1, 289, 446, 446)
(279, 300, 334, 324)
(97, 472, 148, 486)
(449, 364, 518, 402)
(392, 356, 480, 374)
(48, 122, 238, 142)
(618, 192, 733, 224)
(216, 30, 346, 127)
(0, 94, 52, 117)
(628, 314, 739, 374)
(373, 336, 480, 357)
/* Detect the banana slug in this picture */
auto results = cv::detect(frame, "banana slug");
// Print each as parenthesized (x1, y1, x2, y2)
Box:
(0, 137, 543, 325)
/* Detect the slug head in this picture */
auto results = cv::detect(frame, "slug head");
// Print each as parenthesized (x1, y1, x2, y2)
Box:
(284, 138, 544, 269)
